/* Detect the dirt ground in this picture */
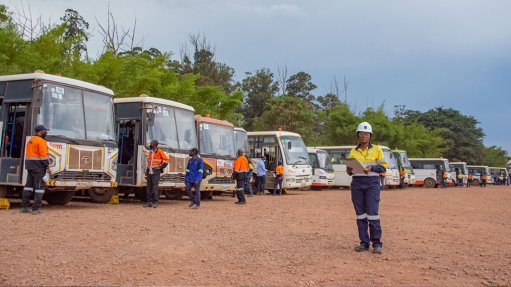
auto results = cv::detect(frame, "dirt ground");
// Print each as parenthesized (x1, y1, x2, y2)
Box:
(1, 185, 511, 287)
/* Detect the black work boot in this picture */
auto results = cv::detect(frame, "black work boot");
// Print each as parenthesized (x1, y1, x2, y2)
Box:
(373, 246, 383, 254)
(355, 244, 369, 252)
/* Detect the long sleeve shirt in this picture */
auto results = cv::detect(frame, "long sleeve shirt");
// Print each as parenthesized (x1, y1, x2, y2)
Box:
(256, 159, 267, 177)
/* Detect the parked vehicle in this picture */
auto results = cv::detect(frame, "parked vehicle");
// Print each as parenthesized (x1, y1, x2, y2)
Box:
(467, 165, 491, 186)
(409, 158, 452, 188)
(248, 130, 312, 191)
(392, 149, 416, 187)
(307, 148, 335, 189)
(114, 95, 197, 200)
(314, 146, 353, 187)
(0, 71, 117, 204)
(489, 167, 508, 185)
(195, 114, 236, 197)
(380, 146, 400, 188)
(450, 162, 468, 187)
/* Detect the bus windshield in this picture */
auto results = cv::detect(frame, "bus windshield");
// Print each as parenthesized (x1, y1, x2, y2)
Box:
(37, 83, 115, 141)
(383, 149, 398, 169)
(280, 136, 309, 165)
(147, 105, 198, 150)
(175, 108, 198, 150)
(199, 123, 235, 157)
(234, 130, 248, 153)
(325, 148, 352, 164)
(317, 150, 333, 170)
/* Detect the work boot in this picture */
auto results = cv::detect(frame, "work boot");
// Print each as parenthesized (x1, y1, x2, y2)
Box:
(354, 244, 369, 252)
(188, 202, 195, 208)
(151, 202, 158, 208)
(143, 202, 152, 208)
(191, 205, 200, 209)
(20, 207, 30, 214)
(31, 209, 42, 215)
(373, 246, 383, 254)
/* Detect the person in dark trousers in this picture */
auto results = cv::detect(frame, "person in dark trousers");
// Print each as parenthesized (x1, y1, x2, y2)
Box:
(233, 149, 248, 204)
(481, 172, 487, 187)
(21, 125, 51, 215)
(467, 172, 473, 187)
(441, 170, 448, 188)
(246, 160, 254, 197)
(273, 160, 284, 196)
(145, 140, 169, 208)
(346, 122, 388, 254)
(185, 148, 204, 209)
(256, 158, 267, 195)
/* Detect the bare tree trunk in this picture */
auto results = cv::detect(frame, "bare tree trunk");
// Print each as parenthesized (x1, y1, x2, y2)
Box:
(277, 64, 288, 95)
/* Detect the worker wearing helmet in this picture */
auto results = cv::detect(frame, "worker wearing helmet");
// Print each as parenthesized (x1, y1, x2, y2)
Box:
(346, 122, 388, 254)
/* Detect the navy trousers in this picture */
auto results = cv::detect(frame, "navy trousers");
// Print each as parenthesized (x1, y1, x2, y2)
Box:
(351, 176, 382, 248)
(185, 181, 201, 206)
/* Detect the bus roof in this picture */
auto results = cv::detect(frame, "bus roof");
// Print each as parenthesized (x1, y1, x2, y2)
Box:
(450, 162, 467, 165)
(467, 165, 489, 168)
(234, 127, 247, 132)
(248, 131, 302, 138)
(114, 95, 194, 112)
(409, 158, 449, 162)
(307, 147, 328, 153)
(195, 115, 234, 128)
(0, 72, 114, 96)
(314, 145, 355, 150)
(391, 149, 407, 153)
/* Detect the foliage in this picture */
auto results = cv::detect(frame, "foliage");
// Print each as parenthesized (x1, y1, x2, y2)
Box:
(241, 68, 279, 130)
(483, 146, 509, 167)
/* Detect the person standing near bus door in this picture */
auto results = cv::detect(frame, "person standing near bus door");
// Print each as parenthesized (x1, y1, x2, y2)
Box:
(145, 140, 169, 208)
(346, 122, 388, 254)
(21, 125, 51, 215)
(233, 149, 248, 204)
(256, 158, 267, 195)
(185, 148, 204, 209)
(246, 160, 254, 197)
(481, 172, 487, 187)
(467, 172, 473, 187)
(273, 160, 284, 196)
(441, 170, 449, 188)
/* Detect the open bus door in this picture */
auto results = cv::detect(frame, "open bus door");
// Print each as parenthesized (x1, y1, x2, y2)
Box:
(116, 120, 140, 187)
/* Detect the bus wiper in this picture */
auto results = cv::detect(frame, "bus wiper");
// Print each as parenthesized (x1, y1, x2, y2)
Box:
(47, 134, 79, 144)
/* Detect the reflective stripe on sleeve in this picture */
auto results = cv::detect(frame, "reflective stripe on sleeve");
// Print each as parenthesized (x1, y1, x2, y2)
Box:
(198, 169, 203, 173)
(367, 215, 380, 220)
(25, 157, 50, 160)
(23, 187, 34, 191)
(34, 189, 45, 194)
(357, 213, 368, 219)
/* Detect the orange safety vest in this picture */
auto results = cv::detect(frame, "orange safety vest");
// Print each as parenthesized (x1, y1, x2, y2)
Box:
(147, 148, 169, 167)
(468, 174, 473, 180)
(443, 171, 449, 179)
(233, 155, 249, 172)
(276, 165, 284, 176)
(482, 175, 488, 180)
(25, 135, 49, 171)
(400, 169, 406, 177)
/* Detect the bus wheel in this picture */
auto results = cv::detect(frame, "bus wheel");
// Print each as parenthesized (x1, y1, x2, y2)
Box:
(44, 190, 75, 205)
(88, 188, 115, 203)
(200, 191, 213, 200)
(472, 179, 480, 186)
(424, 178, 436, 188)
(164, 189, 184, 200)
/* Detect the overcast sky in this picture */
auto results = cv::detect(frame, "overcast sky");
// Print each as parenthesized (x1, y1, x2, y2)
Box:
(4, 0, 511, 154)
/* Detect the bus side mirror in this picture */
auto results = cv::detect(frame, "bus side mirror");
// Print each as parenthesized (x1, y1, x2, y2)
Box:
(147, 112, 155, 127)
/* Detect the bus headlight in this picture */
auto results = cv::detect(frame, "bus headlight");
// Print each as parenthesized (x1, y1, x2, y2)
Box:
(319, 176, 327, 179)
(111, 160, 117, 172)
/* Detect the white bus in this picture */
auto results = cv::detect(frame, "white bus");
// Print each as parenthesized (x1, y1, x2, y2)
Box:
(234, 127, 249, 154)
(450, 162, 468, 187)
(248, 131, 312, 191)
(307, 148, 335, 189)
(114, 95, 198, 200)
(467, 165, 491, 186)
(392, 149, 416, 187)
(489, 167, 508, 185)
(0, 72, 117, 205)
(314, 146, 353, 187)
(380, 146, 400, 188)
(409, 158, 452, 188)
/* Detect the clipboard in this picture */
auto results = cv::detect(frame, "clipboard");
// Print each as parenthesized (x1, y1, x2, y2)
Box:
(345, 158, 366, 174)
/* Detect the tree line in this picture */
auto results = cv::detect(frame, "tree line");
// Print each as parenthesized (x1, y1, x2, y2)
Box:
(0, 5, 508, 167)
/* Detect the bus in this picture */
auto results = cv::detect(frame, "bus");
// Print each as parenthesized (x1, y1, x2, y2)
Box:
(195, 115, 236, 197)
(467, 165, 491, 186)
(391, 149, 416, 187)
(114, 95, 197, 200)
(234, 127, 249, 154)
(450, 162, 468, 187)
(489, 167, 509, 185)
(0, 72, 117, 205)
(380, 146, 400, 188)
(409, 158, 451, 188)
(248, 130, 312, 191)
(307, 148, 335, 189)
(314, 146, 353, 187)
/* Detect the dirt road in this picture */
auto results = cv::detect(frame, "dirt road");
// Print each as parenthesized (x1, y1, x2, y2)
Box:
(1, 185, 510, 286)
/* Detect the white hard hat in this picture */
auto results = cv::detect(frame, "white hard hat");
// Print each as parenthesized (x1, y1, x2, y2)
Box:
(356, 122, 373, 134)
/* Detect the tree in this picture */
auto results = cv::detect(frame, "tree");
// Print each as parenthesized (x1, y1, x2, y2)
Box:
(483, 146, 509, 167)
(399, 107, 485, 163)
(241, 68, 279, 130)
(285, 71, 317, 104)
(317, 93, 341, 110)
(60, 9, 89, 58)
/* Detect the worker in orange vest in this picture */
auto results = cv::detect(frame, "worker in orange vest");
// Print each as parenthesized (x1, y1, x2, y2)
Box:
(481, 172, 487, 188)
(467, 172, 473, 187)
(21, 125, 51, 215)
(441, 170, 449, 188)
(145, 140, 169, 208)
(273, 160, 284, 196)
(233, 149, 249, 204)
(399, 168, 406, 188)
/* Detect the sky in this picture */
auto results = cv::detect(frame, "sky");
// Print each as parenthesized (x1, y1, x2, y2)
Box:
(3, 0, 511, 153)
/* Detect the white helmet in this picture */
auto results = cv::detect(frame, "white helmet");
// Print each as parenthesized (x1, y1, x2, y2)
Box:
(356, 122, 373, 134)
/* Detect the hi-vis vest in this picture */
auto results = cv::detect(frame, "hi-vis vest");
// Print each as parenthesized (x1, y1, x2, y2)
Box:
(348, 144, 388, 177)
(147, 148, 170, 167)
(234, 155, 249, 172)
(25, 135, 49, 170)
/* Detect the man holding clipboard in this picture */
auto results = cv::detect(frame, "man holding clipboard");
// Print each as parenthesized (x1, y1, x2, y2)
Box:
(346, 122, 388, 254)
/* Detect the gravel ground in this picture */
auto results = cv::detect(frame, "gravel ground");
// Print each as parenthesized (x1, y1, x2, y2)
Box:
(1, 185, 511, 286)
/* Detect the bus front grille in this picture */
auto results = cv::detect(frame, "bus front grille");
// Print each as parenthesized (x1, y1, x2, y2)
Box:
(208, 177, 235, 184)
(52, 171, 111, 182)
(160, 173, 185, 183)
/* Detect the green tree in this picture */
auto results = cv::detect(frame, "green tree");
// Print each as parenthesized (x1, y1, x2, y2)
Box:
(60, 9, 89, 58)
(318, 103, 360, 145)
(285, 71, 317, 104)
(241, 68, 279, 130)
(483, 146, 509, 167)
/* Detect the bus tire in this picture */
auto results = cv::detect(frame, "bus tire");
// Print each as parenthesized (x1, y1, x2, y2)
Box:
(44, 190, 75, 205)
(424, 178, 436, 188)
(164, 189, 184, 200)
(200, 191, 213, 200)
(88, 188, 115, 203)
(472, 179, 480, 186)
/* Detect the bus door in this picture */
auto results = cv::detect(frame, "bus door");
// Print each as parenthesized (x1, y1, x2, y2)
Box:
(116, 119, 139, 185)
(0, 102, 30, 185)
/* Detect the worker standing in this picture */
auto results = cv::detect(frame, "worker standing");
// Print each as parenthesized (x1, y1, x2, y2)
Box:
(273, 160, 284, 196)
(256, 158, 267, 195)
(442, 170, 449, 188)
(185, 148, 204, 209)
(21, 125, 51, 215)
(346, 122, 388, 254)
(233, 149, 248, 204)
(399, 167, 406, 188)
(467, 172, 473, 187)
(145, 140, 169, 208)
